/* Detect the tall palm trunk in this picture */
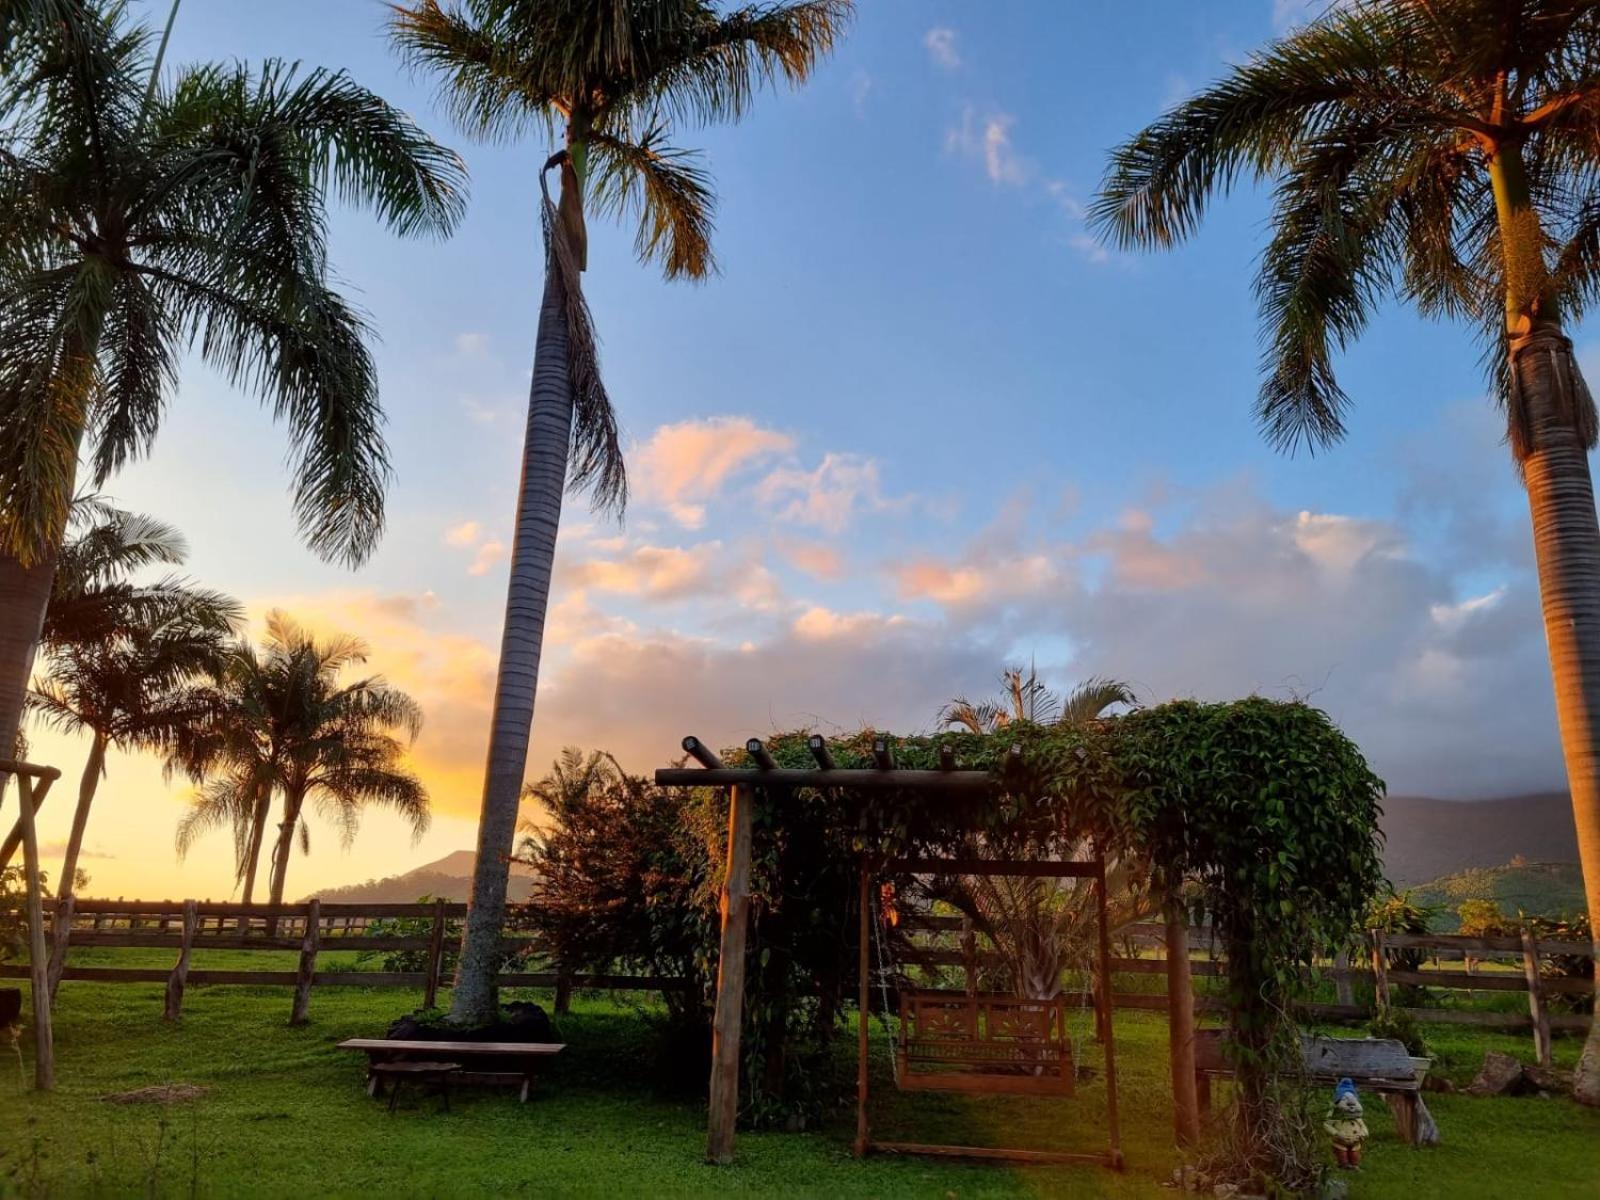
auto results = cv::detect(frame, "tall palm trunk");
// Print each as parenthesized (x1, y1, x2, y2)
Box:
(1514, 328, 1600, 1104)
(236, 782, 270, 932)
(450, 240, 576, 1023)
(1491, 147, 1600, 1104)
(57, 730, 107, 898)
(266, 788, 305, 931)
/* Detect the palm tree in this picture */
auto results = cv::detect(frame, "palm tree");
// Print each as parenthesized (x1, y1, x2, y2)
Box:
(0, 2, 466, 798)
(1092, 0, 1600, 1103)
(0, 499, 238, 871)
(941, 665, 1134, 734)
(175, 613, 429, 921)
(390, 0, 851, 1022)
(26, 514, 239, 899)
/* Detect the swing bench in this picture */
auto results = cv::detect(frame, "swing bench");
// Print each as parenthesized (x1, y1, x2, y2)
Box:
(895, 989, 1075, 1096)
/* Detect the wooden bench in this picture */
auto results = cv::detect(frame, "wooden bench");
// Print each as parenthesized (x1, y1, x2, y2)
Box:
(1194, 1032, 1435, 1145)
(896, 990, 1075, 1096)
(370, 1060, 460, 1113)
(338, 1038, 565, 1103)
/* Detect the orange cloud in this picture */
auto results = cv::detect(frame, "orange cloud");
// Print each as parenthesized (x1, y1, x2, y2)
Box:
(636, 416, 793, 528)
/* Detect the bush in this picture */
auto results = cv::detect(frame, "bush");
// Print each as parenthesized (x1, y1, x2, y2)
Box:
(1368, 1008, 1431, 1057)
(354, 896, 531, 978)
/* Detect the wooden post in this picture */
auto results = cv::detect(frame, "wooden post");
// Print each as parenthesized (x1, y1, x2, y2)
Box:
(422, 896, 448, 1010)
(854, 864, 871, 1157)
(1164, 891, 1200, 1147)
(15, 769, 58, 1090)
(960, 915, 976, 997)
(1094, 861, 1123, 1169)
(46, 893, 75, 998)
(164, 900, 198, 1021)
(553, 968, 573, 1015)
(290, 899, 320, 1025)
(1369, 929, 1390, 1012)
(1520, 926, 1553, 1068)
(1333, 948, 1355, 1007)
(706, 783, 755, 1166)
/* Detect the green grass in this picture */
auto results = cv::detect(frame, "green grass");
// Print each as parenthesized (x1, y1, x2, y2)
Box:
(2, 969, 1597, 1198)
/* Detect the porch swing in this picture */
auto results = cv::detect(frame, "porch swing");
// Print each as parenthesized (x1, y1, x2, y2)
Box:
(855, 855, 1123, 1166)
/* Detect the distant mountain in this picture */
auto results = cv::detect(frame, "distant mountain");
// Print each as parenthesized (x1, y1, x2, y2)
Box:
(306, 851, 537, 904)
(1411, 860, 1586, 927)
(1379, 793, 1578, 889)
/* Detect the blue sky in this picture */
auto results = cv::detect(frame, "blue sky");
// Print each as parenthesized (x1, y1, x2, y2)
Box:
(32, 0, 1574, 897)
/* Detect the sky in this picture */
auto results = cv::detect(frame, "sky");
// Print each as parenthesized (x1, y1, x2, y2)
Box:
(18, 0, 1582, 900)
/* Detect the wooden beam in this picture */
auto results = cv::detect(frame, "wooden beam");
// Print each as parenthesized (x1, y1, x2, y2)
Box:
(884, 857, 1100, 878)
(654, 767, 993, 792)
(1165, 891, 1200, 1147)
(682, 736, 723, 770)
(1094, 861, 1124, 1169)
(46, 894, 74, 999)
(807, 735, 834, 770)
(707, 783, 754, 1165)
(15, 769, 57, 1090)
(854, 865, 870, 1157)
(745, 739, 777, 771)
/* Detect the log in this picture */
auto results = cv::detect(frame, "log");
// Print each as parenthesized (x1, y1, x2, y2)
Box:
(706, 783, 754, 1166)
(290, 899, 320, 1025)
(164, 900, 198, 1021)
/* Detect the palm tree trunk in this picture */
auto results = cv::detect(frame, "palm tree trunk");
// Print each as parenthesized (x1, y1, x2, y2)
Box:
(1512, 326, 1600, 1106)
(0, 553, 57, 769)
(265, 790, 304, 936)
(57, 731, 106, 899)
(237, 783, 270, 931)
(450, 256, 575, 1025)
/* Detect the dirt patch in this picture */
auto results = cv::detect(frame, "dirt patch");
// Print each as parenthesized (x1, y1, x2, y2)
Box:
(102, 1083, 211, 1105)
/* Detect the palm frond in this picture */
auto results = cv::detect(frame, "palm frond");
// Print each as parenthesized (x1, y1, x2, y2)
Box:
(587, 122, 716, 279)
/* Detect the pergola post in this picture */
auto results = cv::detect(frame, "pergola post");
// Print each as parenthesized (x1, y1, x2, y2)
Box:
(706, 782, 755, 1165)
(1164, 889, 1200, 1146)
(6, 762, 61, 1091)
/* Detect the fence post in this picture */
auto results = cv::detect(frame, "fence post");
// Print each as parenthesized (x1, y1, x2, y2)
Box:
(960, 915, 976, 997)
(423, 896, 448, 1010)
(1520, 927, 1552, 1068)
(1333, 948, 1355, 1008)
(165, 900, 198, 1021)
(1369, 929, 1391, 1012)
(554, 967, 573, 1015)
(290, 900, 320, 1025)
(46, 894, 75, 999)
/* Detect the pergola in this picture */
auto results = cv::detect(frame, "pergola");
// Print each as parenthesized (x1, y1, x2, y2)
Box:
(654, 734, 1201, 1167)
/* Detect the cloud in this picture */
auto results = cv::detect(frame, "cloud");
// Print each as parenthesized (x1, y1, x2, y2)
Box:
(565, 543, 714, 600)
(468, 540, 506, 576)
(924, 27, 961, 69)
(454, 332, 490, 358)
(758, 452, 898, 533)
(444, 521, 483, 547)
(778, 538, 845, 580)
(946, 106, 1030, 187)
(636, 416, 794, 529)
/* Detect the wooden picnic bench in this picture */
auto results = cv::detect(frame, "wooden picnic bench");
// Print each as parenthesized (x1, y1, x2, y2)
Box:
(1194, 1032, 1437, 1146)
(338, 1038, 565, 1103)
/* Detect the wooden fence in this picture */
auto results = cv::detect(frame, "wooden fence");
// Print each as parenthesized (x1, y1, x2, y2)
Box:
(0, 897, 690, 1024)
(4, 900, 1592, 1065)
(899, 915, 1594, 1067)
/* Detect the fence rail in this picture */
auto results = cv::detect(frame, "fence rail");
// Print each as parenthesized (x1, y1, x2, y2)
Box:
(5, 900, 1593, 1061)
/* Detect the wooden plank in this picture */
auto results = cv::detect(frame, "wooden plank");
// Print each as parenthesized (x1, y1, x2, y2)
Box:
(1522, 928, 1553, 1068)
(1386, 968, 1528, 991)
(1094, 862, 1123, 1168)
(707, 783, 754, 1166)
(314, 971, 429, 988)
(423, 896, 448, 1010)
(336, 1039, 566, 1055)
(885, 857, 1099, 878)
(164, 900, 198, 1021)
(866, 1140, 1117, 1167)
(1110, 956, 1227, 977)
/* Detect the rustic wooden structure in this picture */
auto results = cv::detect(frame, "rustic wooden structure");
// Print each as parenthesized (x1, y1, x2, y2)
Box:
(1, 758, 61, 1091)
(1194, 1031, 1436, 1146)
(856, 854, 1122, 1166)
(654, 736, 1131, 1169)
(338, 1038, 565, 1103)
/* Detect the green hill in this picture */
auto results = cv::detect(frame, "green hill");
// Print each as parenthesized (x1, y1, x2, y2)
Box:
(1412, 859, 1586, 929)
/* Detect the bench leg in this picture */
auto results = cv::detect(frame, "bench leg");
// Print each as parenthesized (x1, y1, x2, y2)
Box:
(366, 1070, 383, 1099)
(387, 1079, 403, 1114)
(1382, 1093, 1416, 1145)
(1195, 1073, 1211, 1116)
(520, 1073, 533, 1103)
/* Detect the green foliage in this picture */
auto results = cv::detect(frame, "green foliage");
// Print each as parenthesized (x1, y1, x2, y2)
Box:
(1456, 897, 1509, 937)
(0, 865, 27, 964)
(1368, 1008, 1432, 1059)
(1419, 863, 1587, 929)
(349, 896, 536, 979)
(1368, 890, 1439, 1007)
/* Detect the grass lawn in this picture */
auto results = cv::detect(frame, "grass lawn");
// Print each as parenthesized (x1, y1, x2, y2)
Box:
(2, 964, 1597, 1198)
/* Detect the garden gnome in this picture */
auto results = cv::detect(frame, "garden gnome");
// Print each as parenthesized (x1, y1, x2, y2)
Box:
(1324, 1077, 1369, 1169)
